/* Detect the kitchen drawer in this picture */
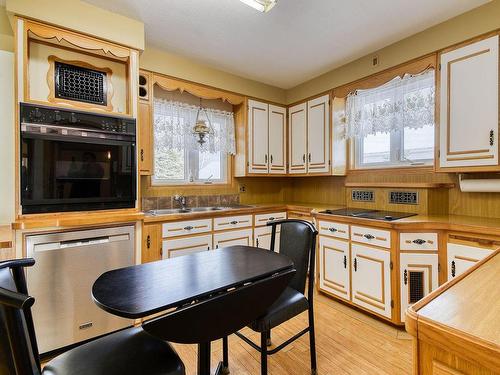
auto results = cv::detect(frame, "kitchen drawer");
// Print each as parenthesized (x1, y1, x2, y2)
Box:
(254, 211, 287, 227)
(318, 220, 349, 240)
(162, 234, 212, 259)
(214, 228, 253, 249)
(214, 215, 252, 231)
(162, 219, 212, 238)
(400, 233, 438, 251)
(351, 225, 391, 248)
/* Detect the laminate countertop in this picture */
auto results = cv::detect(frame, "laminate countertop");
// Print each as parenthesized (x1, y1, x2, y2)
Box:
(406, 250, 500, 372)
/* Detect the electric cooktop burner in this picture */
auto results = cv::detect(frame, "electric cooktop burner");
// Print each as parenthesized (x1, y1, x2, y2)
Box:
(318, 208, 417, 221)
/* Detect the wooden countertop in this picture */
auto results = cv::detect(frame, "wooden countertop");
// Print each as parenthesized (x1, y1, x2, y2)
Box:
(406, 250, 500, 372)
(0, 225, 13, 249)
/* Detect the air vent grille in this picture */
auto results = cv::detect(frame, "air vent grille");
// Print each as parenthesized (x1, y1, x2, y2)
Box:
(55, 62, 107, 106)
(389, 191, 418, 205)
(409, 271, 425, 303)
(351, 190, 374, 202)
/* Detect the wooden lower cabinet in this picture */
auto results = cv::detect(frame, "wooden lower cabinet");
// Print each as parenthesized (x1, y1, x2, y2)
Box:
(162, 234, 212, 258)
(447, 236, 497, 281)
(400, 253, 438, 322)
(213, 228, 253, 249)
(254, 225, 281, 252)
(351, 243, 392, 319)
(142, 224, 162, 263)
(319, 236, 350, 301)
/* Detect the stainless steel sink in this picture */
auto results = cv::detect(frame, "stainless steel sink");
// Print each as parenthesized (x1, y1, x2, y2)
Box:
(146, 204, 255, 216)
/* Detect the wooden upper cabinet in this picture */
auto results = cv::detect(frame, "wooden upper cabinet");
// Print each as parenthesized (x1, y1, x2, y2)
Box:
(138, 101, 153, 175)
(307, 94, 330, 174)
(248, 99, 269, 174)
(438, 35, 499, 171)
(247, 100, 286, 175)
(288, 102, 308, 174)
(268, 104, 287, 174)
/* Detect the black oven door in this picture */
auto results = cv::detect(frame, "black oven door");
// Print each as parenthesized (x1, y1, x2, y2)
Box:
(21, 132, 136, 214)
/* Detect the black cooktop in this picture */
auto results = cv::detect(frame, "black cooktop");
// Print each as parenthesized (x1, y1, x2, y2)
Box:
(318, 208, 417, 221)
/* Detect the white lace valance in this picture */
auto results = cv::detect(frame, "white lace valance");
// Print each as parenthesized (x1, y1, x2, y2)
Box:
(154, 98, 236, 155)
(346, 69, 435, 139)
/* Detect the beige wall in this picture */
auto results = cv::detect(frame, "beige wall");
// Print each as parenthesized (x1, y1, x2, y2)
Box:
(140, 47, 286, 104)
(286, 0, 500, 103)
(5, 0, 144, 50)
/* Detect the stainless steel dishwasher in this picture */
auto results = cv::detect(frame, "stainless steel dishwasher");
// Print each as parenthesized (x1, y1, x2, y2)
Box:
(26, 225, 135, 354)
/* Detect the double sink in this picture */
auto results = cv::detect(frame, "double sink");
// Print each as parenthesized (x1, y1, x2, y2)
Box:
(146, 204, 255, 216)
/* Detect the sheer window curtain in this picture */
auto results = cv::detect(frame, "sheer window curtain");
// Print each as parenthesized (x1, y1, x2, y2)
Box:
(345, 69, 435, 139)
(153, 98, 236, 155)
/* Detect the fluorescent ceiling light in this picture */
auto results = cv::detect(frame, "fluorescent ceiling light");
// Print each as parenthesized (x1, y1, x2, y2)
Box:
(239, 0, 277, 13)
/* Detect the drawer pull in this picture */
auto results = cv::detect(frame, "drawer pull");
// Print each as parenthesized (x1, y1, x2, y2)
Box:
(404, 269, 408, 285)
(451, 260, 456, 277)
(412, 239, 427, 245)
(353, 258, 357, 272)
(364, 234, 375, 240)
(343, 255, 347, 269)
(230, 220, 238, 225)
(184, 226, 194, 231)
(329, 227, 338, 232)
(268, 217, 275, 221)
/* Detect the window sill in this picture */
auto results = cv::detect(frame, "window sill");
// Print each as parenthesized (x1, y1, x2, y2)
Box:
(347, 165, 435, 175)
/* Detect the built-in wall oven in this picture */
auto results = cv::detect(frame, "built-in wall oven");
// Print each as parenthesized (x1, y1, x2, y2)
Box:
(20, 103, 136, 214)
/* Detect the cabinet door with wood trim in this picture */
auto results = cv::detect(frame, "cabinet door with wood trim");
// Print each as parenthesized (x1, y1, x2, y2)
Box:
(214, 228, 253, 249)
(142, 224, 162, 263)
(351, 243, 392, 318)
(248, 99, 269, 174)
(288, 102, 307, 174)
(447, 239, 496, 281)
(438, 35, 499, 170)
(138, 101, 153, 174)
(268, 104, 286, 174)
(319, 236, 350, 301)
(307, 94, 330, 174)
(254, 225, 280, 252)
(162, 234, 212, 259)
(400, 253, 438, 322)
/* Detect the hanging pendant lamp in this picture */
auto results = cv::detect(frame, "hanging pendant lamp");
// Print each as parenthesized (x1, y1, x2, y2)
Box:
(193, 98, 213, 145)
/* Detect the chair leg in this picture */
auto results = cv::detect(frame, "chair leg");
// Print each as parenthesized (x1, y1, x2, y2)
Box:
(308, 307, 317, 374)
(222, 336, 229, 373)
(266, 330, 272, 347)
(261, 331, 268, 375)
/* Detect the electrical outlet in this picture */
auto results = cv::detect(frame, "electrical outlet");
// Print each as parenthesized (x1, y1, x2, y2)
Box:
(239, 185, 246, 193)
(372, 55, 379, 67)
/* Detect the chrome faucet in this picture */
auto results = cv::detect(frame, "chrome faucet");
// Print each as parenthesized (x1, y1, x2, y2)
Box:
(173, 195, 187, 210)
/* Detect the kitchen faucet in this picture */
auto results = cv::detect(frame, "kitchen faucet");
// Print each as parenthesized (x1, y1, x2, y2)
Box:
(173, 194, 187, 210)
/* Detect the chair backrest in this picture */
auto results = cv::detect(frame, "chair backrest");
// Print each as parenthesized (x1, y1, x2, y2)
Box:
(0, 258, 41, 375)
(268, 219, 318, 296)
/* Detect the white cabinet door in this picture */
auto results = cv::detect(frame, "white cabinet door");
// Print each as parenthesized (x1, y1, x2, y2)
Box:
(288, 102, 307, 174)
(319, 236, 350, 301)
(162, 234, 212, 259)
(248, 99, 269, 174)
(439, 35, 499, 169)
(268, 104, 286, 174)
(214, 228, 253, 249)
(351, 244, 392, 318)
(400, 253, 438, 322)
(447, 241, 495, 281)
(254, 225, 280, 252)
(307, 95, 330, 174)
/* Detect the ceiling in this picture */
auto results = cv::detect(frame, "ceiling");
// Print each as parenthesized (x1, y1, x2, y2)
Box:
(85, 0, 489, 89)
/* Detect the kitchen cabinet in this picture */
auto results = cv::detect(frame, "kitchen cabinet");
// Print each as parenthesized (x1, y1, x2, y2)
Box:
(162, 234, 212, 259)
(162, 218, 212, 237)
(447, 236, 497, 281)
(247, 100, 286, 175)
(438, 35, 499, 171)
(288, 102, 308, 174)
(351, 243, 392, 318)
(400, 253, 438, 322)
(138, 70, 153, 175)
(254, 225, 281, 252)
(142, 224, 162, 263)
(319, 236, 350, 301)
(307, 95, 330, 174)
(214, 215, 252, 231)
(214, 228, 253, 249)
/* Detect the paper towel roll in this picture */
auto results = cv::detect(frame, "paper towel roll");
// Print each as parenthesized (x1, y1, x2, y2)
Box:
(459, 174, 500, 192)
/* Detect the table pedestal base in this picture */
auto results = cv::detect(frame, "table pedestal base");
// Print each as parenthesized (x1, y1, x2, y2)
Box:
(198, 342, 230, 375)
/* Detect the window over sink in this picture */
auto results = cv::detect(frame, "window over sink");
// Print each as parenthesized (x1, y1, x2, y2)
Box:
(347, 69, 435, 169)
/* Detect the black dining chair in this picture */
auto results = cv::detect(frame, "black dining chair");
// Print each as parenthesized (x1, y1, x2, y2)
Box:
(230, 219, 319, 375)
(0, 258, 185, 375)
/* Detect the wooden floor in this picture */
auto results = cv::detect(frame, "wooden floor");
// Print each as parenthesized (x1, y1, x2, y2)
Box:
(172, 291, 413, 375)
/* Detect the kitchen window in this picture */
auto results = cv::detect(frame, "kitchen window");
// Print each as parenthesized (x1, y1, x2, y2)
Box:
(347, 69, 435, 169)
(152, 96, 235, 185)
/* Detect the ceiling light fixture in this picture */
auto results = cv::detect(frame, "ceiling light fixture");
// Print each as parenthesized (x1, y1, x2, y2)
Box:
(239, 0, 277, 13)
